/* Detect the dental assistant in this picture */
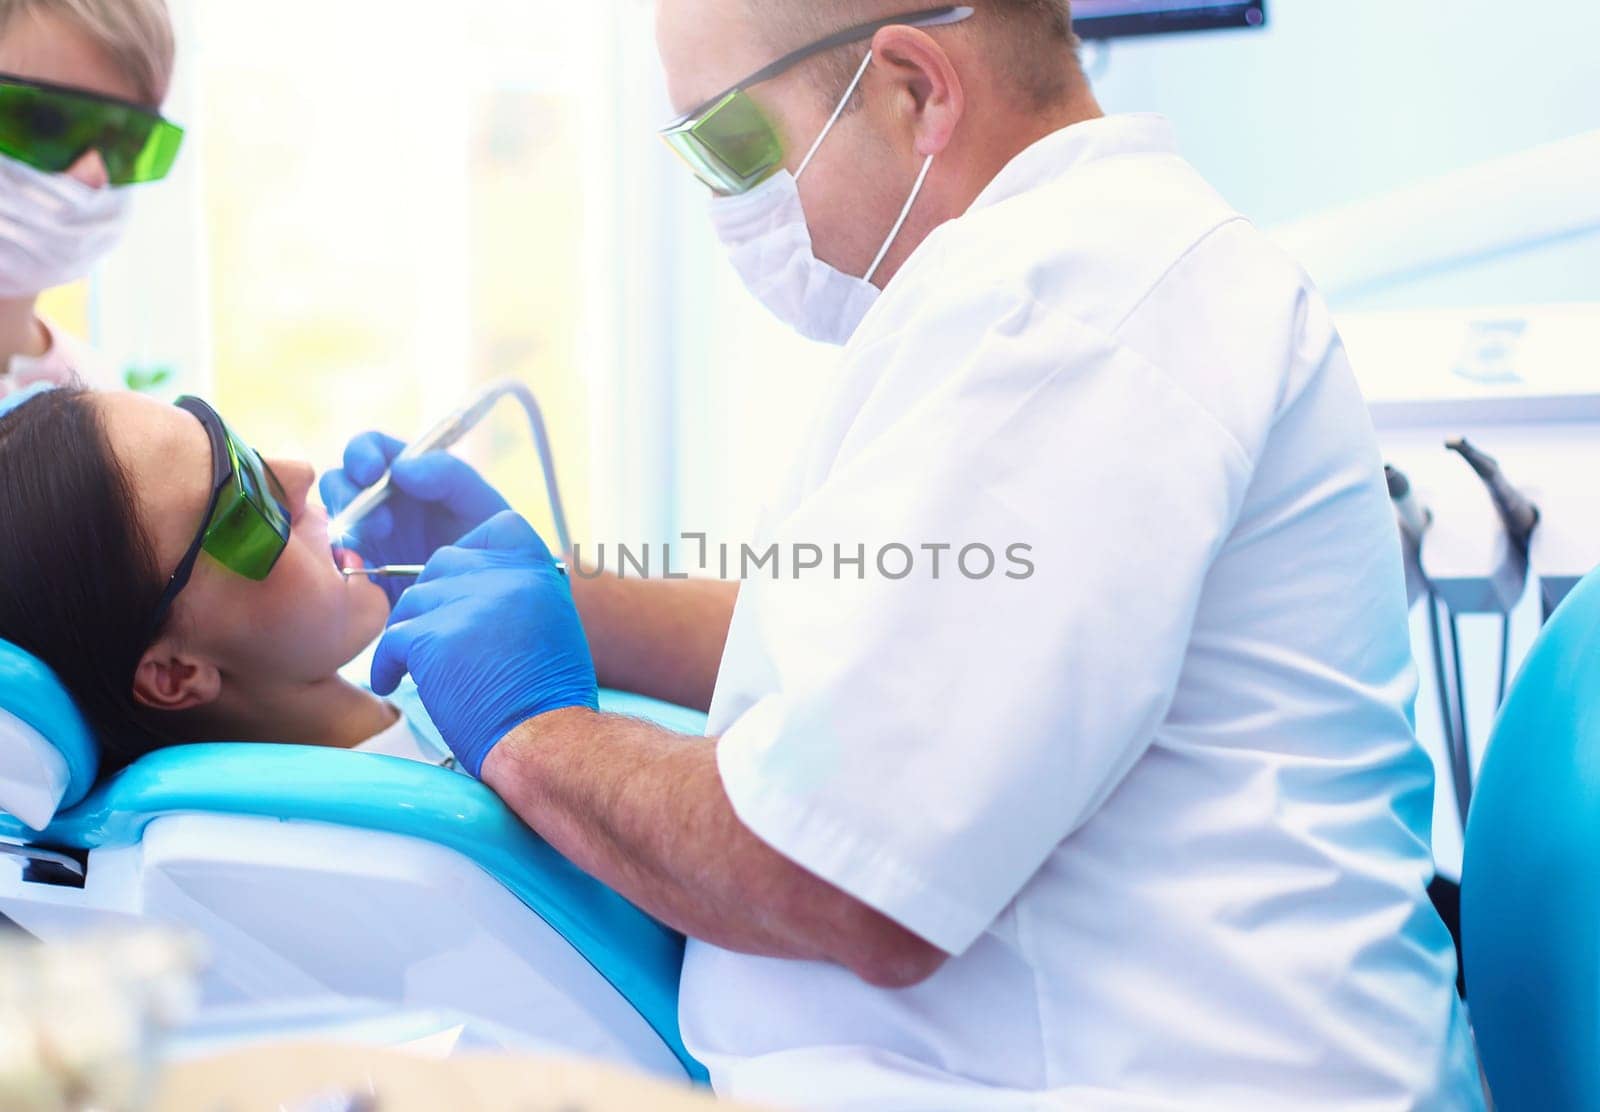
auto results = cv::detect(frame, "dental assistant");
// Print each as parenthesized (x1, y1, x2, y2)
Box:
(0, 0, 181, 398)
(326, 1, 1484, 1108)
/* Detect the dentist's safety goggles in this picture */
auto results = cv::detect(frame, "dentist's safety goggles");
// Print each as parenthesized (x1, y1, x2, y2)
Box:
(0, 72, 184, 185)
(658, 5, 973, 195)
(149, 398, 291, 632)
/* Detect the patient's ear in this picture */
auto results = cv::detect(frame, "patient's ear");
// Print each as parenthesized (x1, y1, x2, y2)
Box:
(132, 644, 222, 713)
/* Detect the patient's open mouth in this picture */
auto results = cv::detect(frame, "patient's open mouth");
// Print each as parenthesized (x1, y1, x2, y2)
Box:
(332, 546, 365, 575)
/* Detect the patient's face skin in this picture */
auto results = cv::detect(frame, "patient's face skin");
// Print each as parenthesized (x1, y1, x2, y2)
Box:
(96, 393, 390, 712)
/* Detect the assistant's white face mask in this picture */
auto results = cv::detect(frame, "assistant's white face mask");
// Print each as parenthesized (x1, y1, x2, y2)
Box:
(0, 154, 132, 299)
(709, 51, 935, 347)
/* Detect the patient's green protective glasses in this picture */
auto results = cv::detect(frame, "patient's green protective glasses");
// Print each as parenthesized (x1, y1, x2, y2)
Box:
(659, 5, 973, 195)
(148, 398, 292, 635)
(0, 72, 184, 185)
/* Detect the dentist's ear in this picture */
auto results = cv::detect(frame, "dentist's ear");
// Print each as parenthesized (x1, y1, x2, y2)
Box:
(870, 24, 966, 158)
(132, 643, 223, 713)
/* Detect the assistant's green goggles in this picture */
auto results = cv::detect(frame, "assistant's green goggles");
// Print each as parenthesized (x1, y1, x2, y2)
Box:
(658, 5, 973, 195)
(149, 398, 291, 634)
(0, 72, 184, 185)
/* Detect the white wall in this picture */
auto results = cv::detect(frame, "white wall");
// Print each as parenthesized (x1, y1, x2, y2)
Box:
(1088, 0, 1600, 306)
(1091, 1, 1600, 223)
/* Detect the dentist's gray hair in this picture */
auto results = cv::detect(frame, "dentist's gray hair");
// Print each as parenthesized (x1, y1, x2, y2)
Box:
(0, 0, 175, 106)
(746, 1, 1080, 109)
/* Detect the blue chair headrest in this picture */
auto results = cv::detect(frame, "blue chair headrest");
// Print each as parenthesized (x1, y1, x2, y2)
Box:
(1462, 564, 1600, 1108)
(0, 640, 99, 829)
(0, 382, 57, 421)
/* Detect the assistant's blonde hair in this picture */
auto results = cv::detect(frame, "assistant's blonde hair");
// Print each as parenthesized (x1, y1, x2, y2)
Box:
(0, 0, 175, 105)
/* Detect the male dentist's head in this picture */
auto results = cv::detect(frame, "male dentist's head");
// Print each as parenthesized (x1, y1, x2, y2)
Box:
(656, 0, 1101, 305)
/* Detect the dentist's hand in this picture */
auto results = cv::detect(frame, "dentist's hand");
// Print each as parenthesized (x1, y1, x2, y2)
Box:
(320, 431, 510, 604)
(372, 511, 598, 777)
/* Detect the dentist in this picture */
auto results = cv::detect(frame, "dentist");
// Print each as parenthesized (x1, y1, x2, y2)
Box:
(325, 1, 1484, 1107)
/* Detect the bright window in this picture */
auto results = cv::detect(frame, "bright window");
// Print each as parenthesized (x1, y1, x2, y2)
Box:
(202, 0, 622, 544)
(97, 0, 653, 548)
(80, 1, 849, 554)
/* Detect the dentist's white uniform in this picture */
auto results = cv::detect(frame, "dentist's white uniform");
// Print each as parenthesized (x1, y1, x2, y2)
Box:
(681, 116, 1484, 1110)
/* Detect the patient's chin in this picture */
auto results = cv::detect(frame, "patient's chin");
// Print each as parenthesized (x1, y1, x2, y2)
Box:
(341, 575, 392, 650)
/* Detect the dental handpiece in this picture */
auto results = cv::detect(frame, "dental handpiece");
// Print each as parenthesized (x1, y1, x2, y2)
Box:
(1446, 438, 1541, 558)
(1386, 465, 1433, 543)
(328, 379, 573, 556)
(329, 391, 505, 539)
(1387, 463, 1434, 615)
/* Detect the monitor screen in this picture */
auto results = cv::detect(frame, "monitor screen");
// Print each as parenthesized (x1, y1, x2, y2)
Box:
(1072, 1, 1267, 41)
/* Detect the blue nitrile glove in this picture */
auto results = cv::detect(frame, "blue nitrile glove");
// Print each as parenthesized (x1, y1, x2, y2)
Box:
(372, 511, 598, 777)
(319, 431, 510, 604)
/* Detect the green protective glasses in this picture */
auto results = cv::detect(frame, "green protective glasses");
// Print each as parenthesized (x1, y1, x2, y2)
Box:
(148, 398, 292, 635)
(0, 72, 184, 185)
(659, 5, 974, 195)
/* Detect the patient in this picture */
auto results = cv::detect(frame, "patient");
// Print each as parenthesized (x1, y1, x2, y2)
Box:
(0, 386, 450, 777)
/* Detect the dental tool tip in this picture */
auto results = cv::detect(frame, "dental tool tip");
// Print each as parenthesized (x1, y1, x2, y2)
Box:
(342, 565, 426, 579)
(342, 562, 569, 580)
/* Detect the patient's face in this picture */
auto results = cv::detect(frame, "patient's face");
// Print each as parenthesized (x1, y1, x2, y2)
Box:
(97, 393, 390, 687)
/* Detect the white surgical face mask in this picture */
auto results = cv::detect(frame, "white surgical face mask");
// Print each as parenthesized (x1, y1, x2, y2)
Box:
(0, 154, 132, 299)
(709, 51, 935, 347)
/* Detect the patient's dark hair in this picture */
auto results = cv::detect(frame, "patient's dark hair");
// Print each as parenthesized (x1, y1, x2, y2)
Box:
(0, 388, 174, 776)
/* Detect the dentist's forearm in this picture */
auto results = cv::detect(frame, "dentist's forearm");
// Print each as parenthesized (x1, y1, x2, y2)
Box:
(569, 573, 737, 712)
(482, 708, 948, 989)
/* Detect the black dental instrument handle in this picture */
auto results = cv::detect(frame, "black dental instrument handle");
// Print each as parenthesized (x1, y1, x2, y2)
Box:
(1446, 438, 1540, 556)
(1385, 464, 1407, 499)
(1386, 464, 1433, 542)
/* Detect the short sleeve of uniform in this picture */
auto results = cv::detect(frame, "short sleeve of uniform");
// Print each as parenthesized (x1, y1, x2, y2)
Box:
(715, 290, 1257, 956)
(5, 319, 116, 392)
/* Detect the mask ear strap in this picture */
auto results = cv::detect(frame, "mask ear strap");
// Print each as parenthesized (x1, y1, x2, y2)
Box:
(865, 154, 933, 285)
(797, 50, 874, 180)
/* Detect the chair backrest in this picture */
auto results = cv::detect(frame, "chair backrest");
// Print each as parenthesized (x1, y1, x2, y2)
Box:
(0, 640, 99, 830)
(0, 628, 712, 1078)
(1462, 565, 1600, 1110)
(0, 741, 706, 1080)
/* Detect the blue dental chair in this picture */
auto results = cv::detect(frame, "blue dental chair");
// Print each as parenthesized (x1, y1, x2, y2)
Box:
(0, 639, 708, 1082)
(1461, 566, 1600, 1110)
